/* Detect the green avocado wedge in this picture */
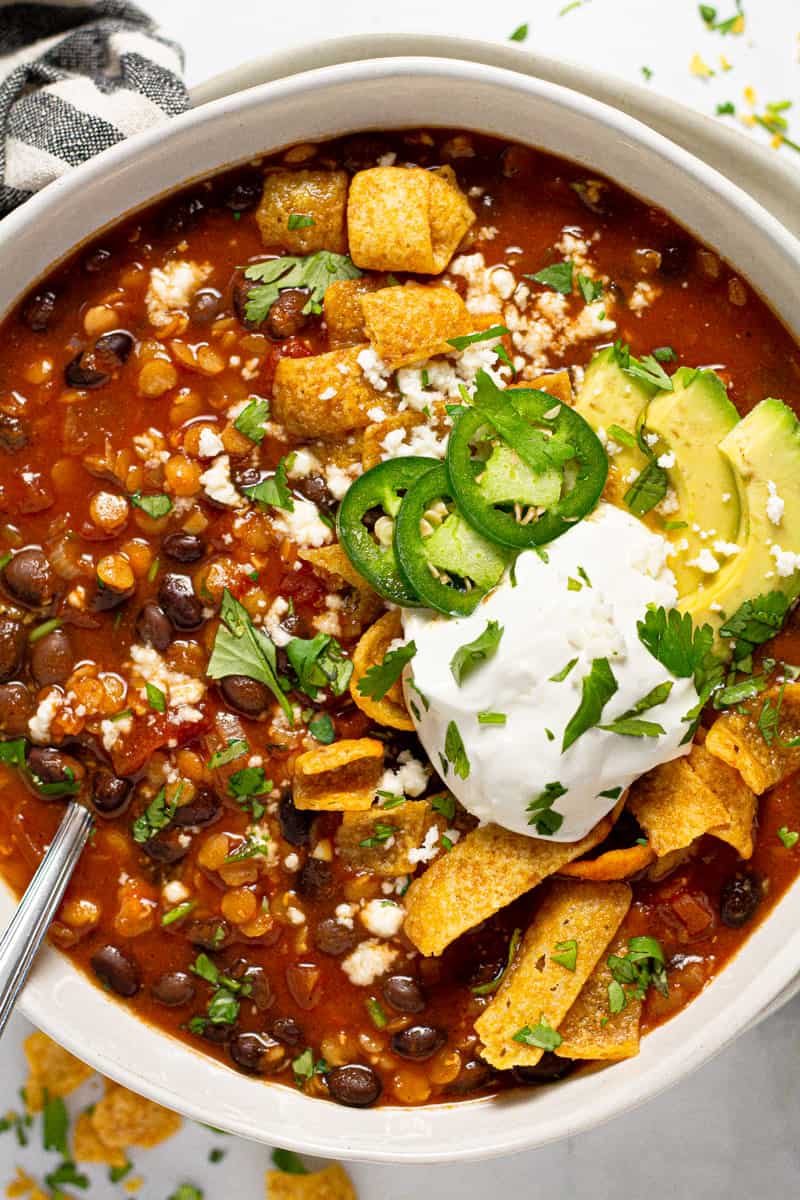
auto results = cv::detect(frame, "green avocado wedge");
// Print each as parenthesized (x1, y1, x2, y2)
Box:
(680, 397, 800, 636)
(644, 368, 743, 596)
(574, 345, 657, 479)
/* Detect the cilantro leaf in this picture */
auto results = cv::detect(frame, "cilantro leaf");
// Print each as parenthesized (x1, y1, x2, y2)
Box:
(551, 938, 578, 971)
(287, 632, 353, 699)
(287, 213, 315, 230)
(624, 461, 669, 516)
(357, 641, 416, 700)
(607, 423, 637, 449)
(444, 720, 470, 779)
(513, 1016, 563, 1052)
(637, 606, 714, 681)
(527, 781, 566, 835)
(613, 340, 674, 391)
(719, 591, 790, 659)
(146, 681, 166, 713)
(207, 739, 249, 769)
(308, 713, 335, 744)
(0, 738, 27, 769)
(130, 491, 172, 519)
(233, 398, 270, 444)
(447, 325, 509, 351)
(42, 1096, 68, 1156)
(450, 620, 504, 686)
(471, 369, 575, 476)
(478, 710, 507, 725)
(600, 680, 673, 737)
(562, 657, 618, 751)
(577, 273, 603, 303)
(653, 345, 677, 362)
(509, 22, 528, 41)
(242, 456, 294, 511)
(272, 1148, 308, 1175)
(526, 261, 574, 294)
(549, 657, 578, 683)
(471, 927, 522, 996)
(131, 786, 177, 844)
(228, 766, 272, 819)
(243, 252, 361, 322)
(207, 589, 293, 721)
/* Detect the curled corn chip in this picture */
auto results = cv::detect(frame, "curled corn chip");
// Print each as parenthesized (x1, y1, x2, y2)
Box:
(362, 411, 427, 472)
(90, 1082, 181, 1149)
(299, 544, 383, 635)
(266, 1162, 357, 1200)
(5, 1168, 50, 1200)
(294, 737, 384, 811)
(556, 927, 642, 1061)
(72, 1111, 128, 1169)
(522, 369, 574, 407)
(23, 1032, 93, 1112)
(361, 283, 472, 369)
(350, 610, 413, 731)
(706, 683, 800, 794)
(559, 842, 655, 880)
(336, 797, 443, 877)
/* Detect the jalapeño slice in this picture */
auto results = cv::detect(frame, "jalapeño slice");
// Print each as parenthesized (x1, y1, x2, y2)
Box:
(394, 464, 512, 616)
(446, 377, 608, 549)
(337, 457, 438, 605)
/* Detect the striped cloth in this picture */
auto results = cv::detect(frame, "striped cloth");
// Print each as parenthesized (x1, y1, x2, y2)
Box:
(0, 0, 188, 216)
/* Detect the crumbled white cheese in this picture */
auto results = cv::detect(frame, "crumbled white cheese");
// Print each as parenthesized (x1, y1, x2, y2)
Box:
(656, 489, 680, 516)
(712, 540, 741, 558)
(770, 544, 800, 578)
(319, 386, 337, 402)
(379, 751, 429, 799)
(341, 939, 398, 986)
(377, 151, 397, 167)
(273, 498, 333, 548)
(408, 824, 441, 865)
(359, 899, 405, 938)
(335, 902, 356, 930)
(100, 714, 132, 752)
(656, 451, 676, 470)
(287, 448, 322, 478)
(325, 462, 360, 500)
(28, 691, 63, 744)
(199, 455, 245, 508)
(367, 406, 388, 422)
(767, 480, 785, 527)
(145, 260, 211, 328)
(380, 423, 449, 462)
(129, 643, 206, 710)
(643, 431, 660, 448)
(263, 595, 291, 648)
(287, 906, 306, 926)
(629, 281, 661, 313)
(197, 427, 225, 458)
(687, 549, 721, 574)
(284, 852, 300, 872)
(357, 347, 392, 392)
(163, 880, 190, 905)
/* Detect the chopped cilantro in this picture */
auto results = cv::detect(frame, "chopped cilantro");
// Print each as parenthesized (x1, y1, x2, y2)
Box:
(359, 823, 396, 848)
(513, 1015, 562, 1052)
(509, 22, 528, 41)
(243, 251, 361, 322)
(242, 456, 294, 511)
(637, 606, 714, 682)
(130, 491, 172, 519)
(207, 739, 249, 769)
(549, 657, 578, 683)
(641, 65, 654, 81)
(228, 766, 272, 819)
(131, 786, 177, 844)
(287, 213, 315, 230)
(478, 711, 507, 725)
(600, 680, 673, 738)
(161, 900, 195, 927)
(527, 781, 566, 835)
(613, 339, 674, 391)
(447, 324, 510, 351)
(0, 738, 27, 769)
(450, 620, 504, 686)
(109, 1162, 133, 1182)
(207, 589, 293, 722)
(365, 997, 388, 1029)
(719, 591, 790, 661)
(551, 938, 578, 971)
(431, 793, 456, 821)
(357, 641, 416, 700)
(291, 1048, 328, 1088)
(168, 1187, 204, 1200)
(598, 785, 623, 800)
(562, 657, 618, 752)
(145, 681, 166, 713)
(44, 1161, 88, 1191)
(699, 1, 745, 35)
(606, 935, 668, 1013)
(444, 721, 470, 780)
(233, 398, 270, 444)
(624, 461, 669, 517)
(288, 631, 353, 699)
(778, 826, 799, 849)
(652, 345, 677, 362)
(308, 713, 335, 744)
(42, 1095, 68, 1156)
(526, 260, 574, 295)
(577, 273, 603, 303)
(272, 1148, 308, 1175)
(471, 927, 522, 996)
(607, 423, 637, 449)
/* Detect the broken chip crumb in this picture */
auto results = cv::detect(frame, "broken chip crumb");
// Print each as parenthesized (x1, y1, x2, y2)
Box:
(4, 1168, 49, 1200)
(266, 1162, 357, 1200)
(90, 1082, 181, 1150)
(23, 1032, 93, 1112)
(72, 1110, 129, 1169)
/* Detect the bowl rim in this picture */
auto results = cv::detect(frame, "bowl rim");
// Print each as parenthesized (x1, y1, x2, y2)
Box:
(3, 52, 800, 1162)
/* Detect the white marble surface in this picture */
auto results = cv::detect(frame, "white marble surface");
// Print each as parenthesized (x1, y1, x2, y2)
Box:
(2, 0, 800, 1195)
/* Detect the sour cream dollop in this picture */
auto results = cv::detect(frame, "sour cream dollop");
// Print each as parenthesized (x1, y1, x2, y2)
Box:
(402, 503, 699, 842)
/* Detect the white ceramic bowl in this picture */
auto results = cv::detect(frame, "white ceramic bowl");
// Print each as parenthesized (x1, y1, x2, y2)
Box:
(3, 55, 800, 1164)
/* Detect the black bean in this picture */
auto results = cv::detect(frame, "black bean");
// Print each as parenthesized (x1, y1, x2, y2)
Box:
(186, 918, 232, 950)
(231, 464, 265, 492)
(171, 786, 220, 828)
(190, 289, 223, 325)
(326, 1064, 382, 1108)
(92, 770, 132, 817)
(313, 918, 356, 957)
(3, 548, 55, 609)
(220, 674, 270, 717)
(158, 573, 204, 631)
(296, 858, 333, 902)
(270, 1016, 303, 1047)
(22, 290, 56, 332)
(0, 617, 25, 683)
(162, 531, 207, 563)
(232, 273, 261, 331)
(340, 133, 392, 173)
(229, 1031, 276, 1074)
(64, 352, 108, 390)
(277, 790, 314, 847)
(0, 413, 30, 453)
(90, 944, 140, 997)
(225, 178, 261, 212)
(382, 975, 425, 1014)
(30, 628, 72, 687)
(151, 970, 195, 1007)
(231, 962, 273, 1011)
(446, 1058, 496, 1095)
(265, 289, 310, 339)
(135, 603, 173, 651)
(95, 330, 135, 364)
(659, 240, 692, 278)
(198, 1021, 235, 1044)
(390, 1024, 445, 1062)
(162, 194, 205, 235)
(512, 1054, 576, 1085)
(141, 833, 189, 865)
(720, 872, 763, 928)
(83, 247, 112, 273)
(0, 682, 33, 734)
(27, 747, 83, 798)
(294, 474, 337, 516)
(91, 580, 132, 613)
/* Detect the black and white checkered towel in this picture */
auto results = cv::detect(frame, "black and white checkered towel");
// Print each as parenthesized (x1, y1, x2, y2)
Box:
(0, 0, 188, 216)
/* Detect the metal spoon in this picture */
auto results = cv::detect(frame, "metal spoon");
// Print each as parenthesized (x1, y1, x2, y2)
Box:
(0, 801, 94, 1037)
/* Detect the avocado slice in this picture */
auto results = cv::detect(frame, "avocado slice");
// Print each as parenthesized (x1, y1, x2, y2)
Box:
(574, 345, 657, 483)
(645, 368, 743, 596)
(680, 397, 800, 635)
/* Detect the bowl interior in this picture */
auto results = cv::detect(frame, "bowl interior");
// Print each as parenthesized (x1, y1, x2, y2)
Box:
(2, 55, 800, 1163)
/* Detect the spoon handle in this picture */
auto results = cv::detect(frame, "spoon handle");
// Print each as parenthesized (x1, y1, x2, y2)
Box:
(0, 802, 94, 1038)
